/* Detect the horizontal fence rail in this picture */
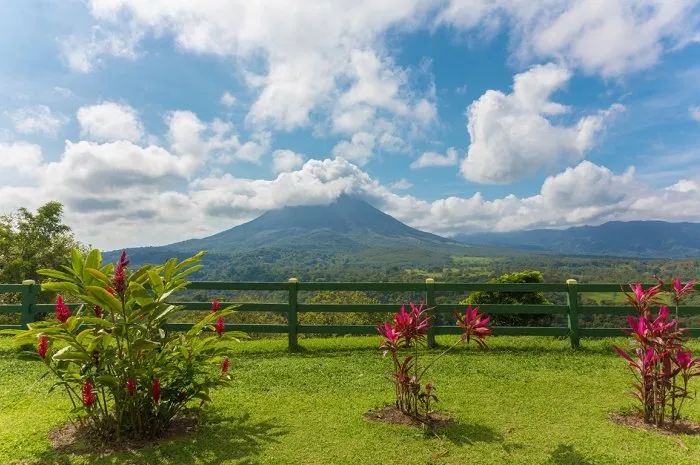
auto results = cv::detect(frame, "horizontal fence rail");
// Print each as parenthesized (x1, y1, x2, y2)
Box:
(1, 279, 699, 348)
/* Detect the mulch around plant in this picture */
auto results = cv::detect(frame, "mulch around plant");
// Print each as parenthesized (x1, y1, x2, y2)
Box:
(364, 405, 453, 430)
(610, 412, 700, 436)
(48, 416, 199, 455)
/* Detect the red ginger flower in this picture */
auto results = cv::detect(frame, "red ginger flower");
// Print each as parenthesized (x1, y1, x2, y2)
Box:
(212, 301, 220, 312)
(38, 336, 48, 359)
(216, 316, 225, 337)
(94, 306, 102, 318)
(126, 378, 136, 395)
(113, 250, 130, 295)
(152, 378, 161, 403)
(82, 381, 97, 407)
(222, 357, 230, 374)
(455, 305, 491, 348)
(55, 295, 70, 323)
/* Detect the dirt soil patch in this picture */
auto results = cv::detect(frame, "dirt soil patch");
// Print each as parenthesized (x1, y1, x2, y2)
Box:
(610, 412, 700, 436)
(48, 416, 199, 455)
(365, 405, 453, 430)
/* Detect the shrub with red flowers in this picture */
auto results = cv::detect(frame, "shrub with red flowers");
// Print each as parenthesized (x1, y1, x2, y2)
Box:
(613, 279, 700, 426)
(377, 303, 490, 419)
(12, 248, 242, 440)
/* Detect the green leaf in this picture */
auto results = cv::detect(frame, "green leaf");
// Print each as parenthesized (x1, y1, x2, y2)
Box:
(52, 346, 90, 362)
(147, 270, 165, 295)
(163, 258, 177, 281)
(37, 269, 77, 283)
(42, 282, 81, 294)
(85, 268, 110, 285)
(132, 338, 159, 352)
(17, 352, 41, 361)
(80, 317, 114, 329)
(171, 265, 204, 282)
(87, 286, 122, 312)
(84, 249, 102, 272)
(96, 375, 119, 389)
(70, 248, 84, 280)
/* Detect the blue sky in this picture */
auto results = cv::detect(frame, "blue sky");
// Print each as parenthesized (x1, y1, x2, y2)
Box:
(1, 1, 700, 249)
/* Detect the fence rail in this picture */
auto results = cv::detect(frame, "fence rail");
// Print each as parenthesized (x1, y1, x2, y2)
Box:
(1, 279, 699, 348)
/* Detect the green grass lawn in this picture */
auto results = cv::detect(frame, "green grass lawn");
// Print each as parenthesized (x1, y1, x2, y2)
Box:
(1, 335, 700, 464)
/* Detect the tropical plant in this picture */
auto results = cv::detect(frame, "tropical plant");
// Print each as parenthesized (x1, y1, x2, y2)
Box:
(11, 248, 242, 440)
(613, 279, 700, 426)
(377, 303, 490, 419)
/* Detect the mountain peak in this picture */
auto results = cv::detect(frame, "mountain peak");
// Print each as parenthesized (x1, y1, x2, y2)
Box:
(170, 196, 458, 253)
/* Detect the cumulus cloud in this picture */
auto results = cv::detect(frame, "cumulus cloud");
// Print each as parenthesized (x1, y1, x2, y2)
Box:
(77, 102, 144, 143)
(167, 111, 269, 164)
(390, 178, 413, 190)
(461, 64, 624, 184)
(332, 132, 376, 166)
(411, 147, 459, 169)
(220, 91, 236, 107)
(0, 142, 43, 173)
(437, 0, 700, 77)
(272, 149, 305, 174)
(5, 105, 68, 137)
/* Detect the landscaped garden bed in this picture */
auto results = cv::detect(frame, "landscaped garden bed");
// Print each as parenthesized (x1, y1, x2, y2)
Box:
(2, 335, 699, 464)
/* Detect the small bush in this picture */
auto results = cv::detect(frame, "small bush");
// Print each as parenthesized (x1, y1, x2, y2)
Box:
(13, 248, 242, 440)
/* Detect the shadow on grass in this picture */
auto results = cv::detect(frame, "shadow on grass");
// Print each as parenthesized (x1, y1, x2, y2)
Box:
(436, 421, 524, 454)
(548, 444, 596, 465)
(24, 412, 286, 465)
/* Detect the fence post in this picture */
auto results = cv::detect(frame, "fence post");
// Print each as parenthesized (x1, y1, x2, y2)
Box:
(426, 278, 437, 348)
(20, 280, 38, 328)
(566, 279, 580, 348)
(287, 278, 299, 350)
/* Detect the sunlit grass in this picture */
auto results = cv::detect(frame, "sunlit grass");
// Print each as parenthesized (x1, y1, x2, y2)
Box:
(1, 335, 699, 464)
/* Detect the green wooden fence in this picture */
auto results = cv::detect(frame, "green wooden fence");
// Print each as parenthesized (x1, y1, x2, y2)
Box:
(2, 279, 699, 349)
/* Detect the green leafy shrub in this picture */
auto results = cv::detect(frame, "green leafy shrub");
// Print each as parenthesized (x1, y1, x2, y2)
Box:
(461, 270, 552, 326)
(12, 248, 241, 440)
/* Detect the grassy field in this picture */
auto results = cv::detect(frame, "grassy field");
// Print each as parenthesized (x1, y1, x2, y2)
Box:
(1, 335, 700, 464)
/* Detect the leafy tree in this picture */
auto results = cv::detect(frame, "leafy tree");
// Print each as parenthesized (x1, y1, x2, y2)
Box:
(0, 202, 82, 287)
(300, 291, 385, 327)
(460, 270, 553, 327)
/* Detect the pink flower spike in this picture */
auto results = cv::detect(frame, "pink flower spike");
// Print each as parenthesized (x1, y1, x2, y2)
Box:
(211, 301, 220, 313)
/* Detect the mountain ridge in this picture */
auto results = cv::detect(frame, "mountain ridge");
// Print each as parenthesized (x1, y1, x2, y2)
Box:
(455, 220, 700, 258)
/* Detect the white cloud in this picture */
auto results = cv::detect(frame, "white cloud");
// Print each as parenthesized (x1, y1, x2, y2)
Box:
(332, 132, 375, 166)
(438, 0, 700, 77)
(167, 111, 269, 164)
(77, 102, 144, 143)
(690, 106, 700, 122)
(6, 105, 68, 136)
(390, 178, 413, 190)
(221, 91, 236, 107)
(272, 149, 305, 174)
(0, 142, 43, 173)
(61, 22, 142, 73)
(77, 1, 437, 140)
(411, 147, 459, 169)
(461, 64, 624, 184)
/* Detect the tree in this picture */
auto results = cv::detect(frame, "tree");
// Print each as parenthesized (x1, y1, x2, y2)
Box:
(0, 202, 83, 300)
(460, 270, 553, 327)
(300, 291, 385, 326)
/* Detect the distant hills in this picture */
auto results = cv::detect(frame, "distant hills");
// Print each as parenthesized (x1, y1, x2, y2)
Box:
(456, 221, 700, 258)
(106, 200, 700, 277)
